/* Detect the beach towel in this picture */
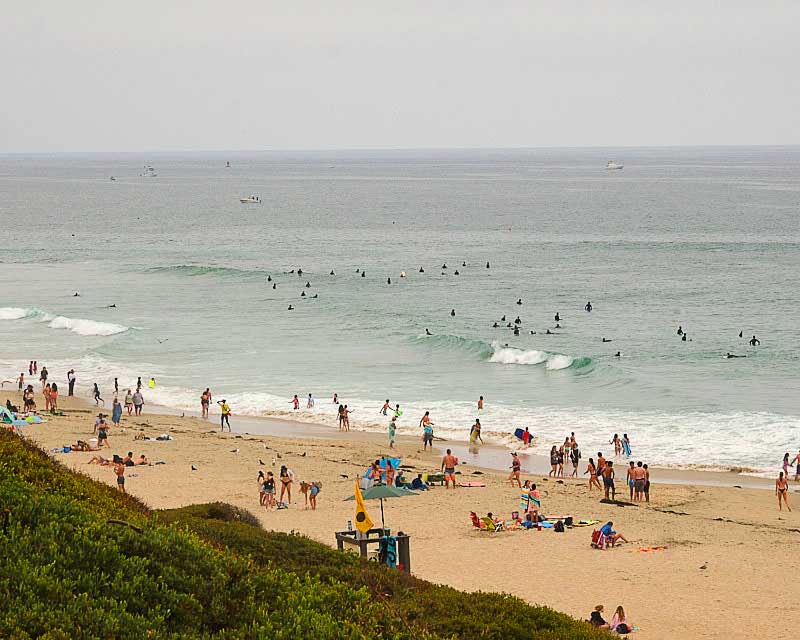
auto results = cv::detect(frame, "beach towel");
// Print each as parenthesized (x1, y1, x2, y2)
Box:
(573, 519, 600, 527)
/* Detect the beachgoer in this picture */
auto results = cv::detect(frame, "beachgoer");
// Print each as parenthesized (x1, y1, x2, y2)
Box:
(422, 421, 434, 451)
(793, 451, 800, 481)
(749, 335, 760, 346)
(132, 389, 144, 416)
(263, 472, 276, 509)
(380, 399, 391, 416)
(586, 458, 602, 490)
(16, 372, 24, 392)
(123, 452, 135, 467)
(218, 399, 231, 431)
(43, 383, 52, 412)
(441, 449, 458, 489)
(309, 482, 320, 510)
(478, 395, 484, 410)
(67, 369, 75, 396)
(137, 454, 150, 466)
(470, 419, 483, 444)
(200, 388, 211, 418)
(93, 383, 104, 407)
(509, 452, 522, 487)
(776, 472, 791, 511)
(307, 393, 314, 408)
(570, 445, 581, 477)
(411, 474, 429, 491)
(290, 394, 300, 410)
(337, 404, 345, 431)
(111, 397, 122, 427)
(393, 403, 402, 419)
(633, 461, 647, 501)
(114, 377, 119, 394)
(677, 326, 683, 336)
(332, 392, 338, 404)
(602, 462, 616, 500)
(388, 417, 396, 449)
(279, 465, 293, 504)
(643, 463, 651, 502)
(124, 389, 133, 415)
(610, 606, 632, 634)
(114, 461, 126, 493)
(385, 461, 395, 486)
(600, 520, 628, 546)
(96, 415, 110, 448)
(342, 405, 352, 431)
(611, 433, 621, 456)
(782, 452, 790, 476)
(258, 471, 267, 506)
(522, 427, 532, 446)
(585, 301, 592, 312)
(626, 461, 636, 500)
(589, 605, 609, 628)
(549, 446, 559, 477)
(622, 433, 631, 457)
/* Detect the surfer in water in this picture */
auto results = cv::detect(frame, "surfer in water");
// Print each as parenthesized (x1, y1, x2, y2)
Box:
(425, 328, 432, 336)
(677, 326, 683, 336)
(450, 309, 455, 317)
(554, 312, 560, 322)
(602, 338, 613, 342)
(725, 352, 746, 358)
(585, 301, 592, 312)
(749, 335, 761, 346)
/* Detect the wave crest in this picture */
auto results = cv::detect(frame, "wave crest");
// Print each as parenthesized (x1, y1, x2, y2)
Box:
(147, 264, 269, 279)
(0, 307, 33, 320)
(47, 316, 129, 337)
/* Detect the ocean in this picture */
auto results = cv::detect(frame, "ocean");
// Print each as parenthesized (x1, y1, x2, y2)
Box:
(1, 147, 798, 473)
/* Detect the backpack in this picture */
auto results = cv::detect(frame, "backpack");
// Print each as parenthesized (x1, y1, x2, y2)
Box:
(554, 519, 565, 533)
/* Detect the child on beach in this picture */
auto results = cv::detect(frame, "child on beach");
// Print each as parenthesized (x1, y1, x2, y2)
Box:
(263, 472, 275, 509)
(388, 417, 396, 448)
(290, 395, 299, 410)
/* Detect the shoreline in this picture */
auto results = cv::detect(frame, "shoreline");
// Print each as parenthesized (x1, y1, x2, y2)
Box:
(4, 390, 799, 640)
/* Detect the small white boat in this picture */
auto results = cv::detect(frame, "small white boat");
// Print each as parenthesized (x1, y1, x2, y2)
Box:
(240, 196, 261, 204)
(606, 161, 624, 170)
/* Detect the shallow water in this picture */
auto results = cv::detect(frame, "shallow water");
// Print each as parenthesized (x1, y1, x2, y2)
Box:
(1, 147, 799, 472)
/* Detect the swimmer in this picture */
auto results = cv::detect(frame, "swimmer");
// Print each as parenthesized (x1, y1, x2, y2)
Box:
(301, 291, 306, 297)
(677, 326, 683, 336)
(361, 271, 366, 278)
(749, 335, 760, 346)
(470, 419, 483, 444)
(425, 328, 432, 336)
(356, 269, 360, 273)
(74, 292, 80, 297)
(287, 305, 294, 310)
(682, 333, 687, 341)
(311, 294, 318, 299)
(501, 315, 506, 322)
(387, 277, 391, 284)
(267, 275, 272, 281)
(330, 270, 335, 275)
(725, 352, 746, 358)
(614, 351, 621, 357)
(554, 312, 560, 322)
(400, 271, 406, 278)
(493, 322, 499, 328)
(305, 281, 311, 287)
(454, 270, 459, 275)
(507, 323, 512, 328)
(419, 267, 425, 273)
(478, 396, 484, 410)
(602, 338, 612, 342)
(442, 264, 447, 269)
(738, 331, 743, 338)
(380, 399, 391, 416)
(513, 327, 520, 336)
(486, 262, 490, 268)
(546, 329, 553, 335)
(107, 304, 116, 308)
(585, 301, 592, 312)
(555, 323, 561, 328)
(530, 330, 536, 335)
(272, 283, 277, 289)
(514, 316, 521, 325)
(462, 261, 466, 267)
(450, 309, 455, 317)
(297, 268, 303, 276)
(516, 298, 522, 305)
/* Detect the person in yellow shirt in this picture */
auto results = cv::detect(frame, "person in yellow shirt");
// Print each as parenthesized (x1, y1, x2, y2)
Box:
(217, 399, 231, 432)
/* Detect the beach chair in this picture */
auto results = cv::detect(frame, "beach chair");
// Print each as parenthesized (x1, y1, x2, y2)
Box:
(470, 511, 487, 530)
(480, 517, 504, 532)
(590, 529, 608, 550)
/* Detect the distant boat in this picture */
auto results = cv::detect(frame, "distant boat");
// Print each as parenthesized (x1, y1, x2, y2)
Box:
(240, 196, 261, 204)
(141, 166, 157, 177)
(606, 161, 624, 170)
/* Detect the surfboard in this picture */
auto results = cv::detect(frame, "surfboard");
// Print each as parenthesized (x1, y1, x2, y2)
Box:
(514, 428, 532, 443)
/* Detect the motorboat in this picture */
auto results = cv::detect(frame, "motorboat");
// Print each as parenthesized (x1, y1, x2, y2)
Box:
(240, 196, 261, 204)
(605, 161, 624, 170)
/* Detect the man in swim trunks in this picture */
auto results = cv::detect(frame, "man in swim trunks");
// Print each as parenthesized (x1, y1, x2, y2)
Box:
(633, 461, 647, 501)
(626, 461, 635, 500)
(114, 461, 126, 493)
(602, 461, 615, 500)
(441, 449, 457, 489)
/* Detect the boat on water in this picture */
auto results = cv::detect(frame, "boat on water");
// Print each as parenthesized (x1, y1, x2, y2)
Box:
(606, 161, 624, 170)
(240, 196, 261, 204)
(141, 166, 157, 177)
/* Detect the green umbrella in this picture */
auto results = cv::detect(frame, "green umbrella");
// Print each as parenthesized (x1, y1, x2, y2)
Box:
(345, 484, 418, 529)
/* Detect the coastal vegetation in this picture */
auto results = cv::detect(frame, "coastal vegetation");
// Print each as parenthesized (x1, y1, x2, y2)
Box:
(0, 430, 608, 639)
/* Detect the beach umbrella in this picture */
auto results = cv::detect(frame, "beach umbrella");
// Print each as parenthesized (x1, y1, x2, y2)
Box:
(345, 484, 417, 529)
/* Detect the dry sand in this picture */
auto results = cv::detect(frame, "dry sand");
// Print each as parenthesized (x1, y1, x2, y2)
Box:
(5, 390, 798, 640)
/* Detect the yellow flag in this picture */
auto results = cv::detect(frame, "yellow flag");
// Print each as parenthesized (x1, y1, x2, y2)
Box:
(354, 480, 373, 533)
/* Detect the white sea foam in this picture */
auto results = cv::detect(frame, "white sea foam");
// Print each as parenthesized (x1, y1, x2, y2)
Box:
(545, 354, 574, 370)
(489, 346, 549, 365)
(47, 316, 129, 337)
(0, 307, 31, 320)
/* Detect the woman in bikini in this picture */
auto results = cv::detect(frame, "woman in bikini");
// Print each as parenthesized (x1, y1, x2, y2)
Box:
(49, 382, 58, 413)
(776, 471, 791, 511)
(279, 465, 293, 505)
(585, 458, 602, 490)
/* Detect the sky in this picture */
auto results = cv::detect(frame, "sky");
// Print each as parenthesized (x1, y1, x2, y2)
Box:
(2, 1, 799, 152)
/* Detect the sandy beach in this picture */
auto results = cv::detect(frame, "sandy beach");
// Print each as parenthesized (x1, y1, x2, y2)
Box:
(5, 390, 798, 640)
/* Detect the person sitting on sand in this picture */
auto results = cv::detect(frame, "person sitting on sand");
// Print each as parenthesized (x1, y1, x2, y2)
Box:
(137, 454, 151, 466)
(123, 451, 136, 467)
(610, 605, 633, 634)
(600, 521, 628, 546)
(589, 605, 609, 628)
(411, 473, 429, 491)
(134, 430, 146, 440)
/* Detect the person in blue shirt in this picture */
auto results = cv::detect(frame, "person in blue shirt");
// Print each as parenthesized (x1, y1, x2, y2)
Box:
(599, 521, 628, 547)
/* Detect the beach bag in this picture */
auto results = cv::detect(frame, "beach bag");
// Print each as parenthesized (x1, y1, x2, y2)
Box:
(554, 520, 565, 533)
(564, 516, 573, 527)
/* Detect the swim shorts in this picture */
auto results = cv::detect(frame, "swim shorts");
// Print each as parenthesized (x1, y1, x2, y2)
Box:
(603, 476, 614, 488)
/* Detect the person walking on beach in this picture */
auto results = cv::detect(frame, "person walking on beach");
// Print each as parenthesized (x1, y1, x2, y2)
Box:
(602, 461, 616, 500)
(509, 452, 522, 488)
(586, 458, 602, 490)
(783, 453, 790, 477)
(776, 472, 791, 511)
(200, 388, 211, 418)
(793, 451, 800, 481)
(124, 389, 134, 415)
(93, 383, 104, 407)
(263, 471, 276, 509)
(388, 416, 397, 449)
(218, 399, 231, 432)
(132, 389, 144, 416)
(67, 369, 75, 396)
(570, 445, 581, 477)
(422, 420, 434, 451)
(95, 414, 110, 448)
(39, 366, 48, 390)
(441, 449, 458, 489)
(549, 446, 559, 477)
(643, 464, 651, 502)
(626, 461, 636, 501)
